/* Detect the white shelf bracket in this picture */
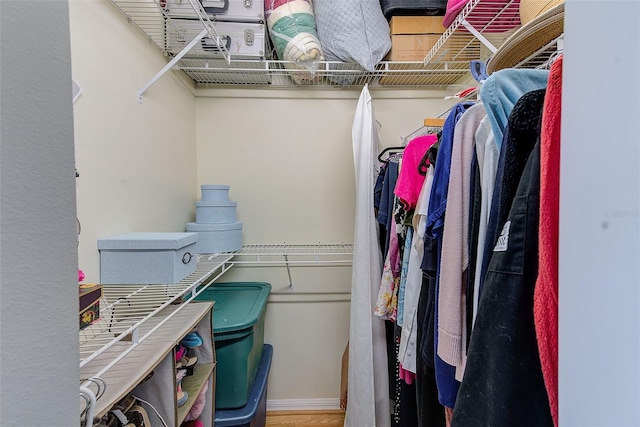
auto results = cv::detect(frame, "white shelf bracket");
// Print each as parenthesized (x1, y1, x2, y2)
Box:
(284, 254, 294, 293)
(461, 19, 498, 53)
(137, 28, 209, 103)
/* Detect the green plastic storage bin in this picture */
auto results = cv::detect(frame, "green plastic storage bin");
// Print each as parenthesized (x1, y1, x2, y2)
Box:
(195, 282, 271, 410)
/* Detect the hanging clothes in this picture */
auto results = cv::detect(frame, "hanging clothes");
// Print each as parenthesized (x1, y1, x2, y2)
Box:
(469, 116, 499, 325)
(436, 103, 487, 381)
(451, 142, 553, 427)
(479, 68, 550, 152)
(399, 165, 436, 374)
(379, 157, 401, 255)
(535, 55, 563, 427)
(376, 211, 402, 321)
(416, 149, 446, 427)
(346, 84, 391, 427)
(480, 88, 547, 300)
(424, 101, 474, 409)
(395, 133, 439, 328)
(475, 69, 550, 303)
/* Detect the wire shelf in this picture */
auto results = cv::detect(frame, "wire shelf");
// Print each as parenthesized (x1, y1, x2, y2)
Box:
(111, 0, 230, 61)
(424, 0, 522, 64)
(79, 243, 352, 369)
(233, 243, 354, 265)
(177, 58, 470, 87)
(109, 0, 471, 88)
(79, 252, 234, 368)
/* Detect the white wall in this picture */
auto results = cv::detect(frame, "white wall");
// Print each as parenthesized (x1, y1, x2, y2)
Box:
(194, 88, 455, 244)
(70, 0, 199, 283)
(560, 1, 640, 425)
(0, 1, 79, 425)
(195, 88, 455, 403)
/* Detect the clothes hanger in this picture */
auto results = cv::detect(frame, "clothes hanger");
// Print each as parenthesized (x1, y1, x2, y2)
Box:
(377, 145, 405, 162)
(539, 34, 564, 70)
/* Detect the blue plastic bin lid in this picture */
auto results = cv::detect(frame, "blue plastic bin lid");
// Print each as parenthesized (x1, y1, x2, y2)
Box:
(196, 282, 271, 334)
(215, 344, 273, 426)
(97, 232, 198, 250)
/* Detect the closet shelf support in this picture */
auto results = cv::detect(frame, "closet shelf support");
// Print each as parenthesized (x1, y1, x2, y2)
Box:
(460, 19, 498, 53)
(138, 28, 209, 103)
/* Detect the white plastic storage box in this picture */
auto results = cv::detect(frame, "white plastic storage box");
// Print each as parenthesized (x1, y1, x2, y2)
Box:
(186, 222, 243, 253)
(98, 232, 198, 285)
(164, 0, 265, 22)
(166, 19, 267, 59)
(195, 200, 238, 223)
(201, 184, 230, 202)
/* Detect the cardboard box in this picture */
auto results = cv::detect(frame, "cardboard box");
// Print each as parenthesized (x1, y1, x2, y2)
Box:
(388, 34, 442, 61)
(389, 16, 446, 35)
(79, 284, 102, 330)
(387, 33, 479, 62)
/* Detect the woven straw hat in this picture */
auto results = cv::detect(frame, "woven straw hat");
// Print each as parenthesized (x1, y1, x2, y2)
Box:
(486, 0, 564, 74)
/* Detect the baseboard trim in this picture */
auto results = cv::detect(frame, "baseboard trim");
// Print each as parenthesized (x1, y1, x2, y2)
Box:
(266, 398, 341, 411)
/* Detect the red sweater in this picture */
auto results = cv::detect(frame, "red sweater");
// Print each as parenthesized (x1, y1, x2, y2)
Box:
(535, 55, 563, 427)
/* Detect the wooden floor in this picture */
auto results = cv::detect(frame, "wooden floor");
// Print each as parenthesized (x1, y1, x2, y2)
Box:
(266, 410, 345, 427)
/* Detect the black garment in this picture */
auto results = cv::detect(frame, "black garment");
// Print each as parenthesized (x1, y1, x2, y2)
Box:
(416, 273, 446, 427)
(379, 157, 400, 256)
(451, 143, 553, 427)
(418, 239, 438, 369)
(478, 89, 547, 297)
(465, 150, 481, 349)
(399, 378, 419, 427)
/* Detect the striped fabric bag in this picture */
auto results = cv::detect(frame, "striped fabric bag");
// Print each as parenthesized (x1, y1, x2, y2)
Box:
(265, 0, 324, 83)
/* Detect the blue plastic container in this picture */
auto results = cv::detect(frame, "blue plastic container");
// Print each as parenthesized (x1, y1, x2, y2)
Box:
(194, 282, 271, 409)
(215, 344, 273, 427)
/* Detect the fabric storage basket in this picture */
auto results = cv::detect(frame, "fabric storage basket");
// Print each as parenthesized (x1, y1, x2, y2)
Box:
(194, 282, 271, 409)
(215, 344, 273, 427)
(97, 232, 198, 285)
(186, 221, 243, 253)
(195, 200, 238, 223)
(201, 184, 231, 202)
(166, 19, 267, 60)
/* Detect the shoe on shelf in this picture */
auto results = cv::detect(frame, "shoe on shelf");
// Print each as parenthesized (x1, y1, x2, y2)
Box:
(180, 331, 203, 348)
(176, 369, 189, 407)
(177, 355, 198, 376)
(175, 344, 187, 363)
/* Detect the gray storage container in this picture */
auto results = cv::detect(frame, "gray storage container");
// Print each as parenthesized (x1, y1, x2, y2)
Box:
(166, 19, 267, 59)
(215, 0, 265, 22)
(163, 0, 226, 19)
(164, 0, 265, 22)
(187, 222, 243, 253)
(195, 200, 238, 223)
(98, 232, 198, 284)
(201, 184, 231, 202)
